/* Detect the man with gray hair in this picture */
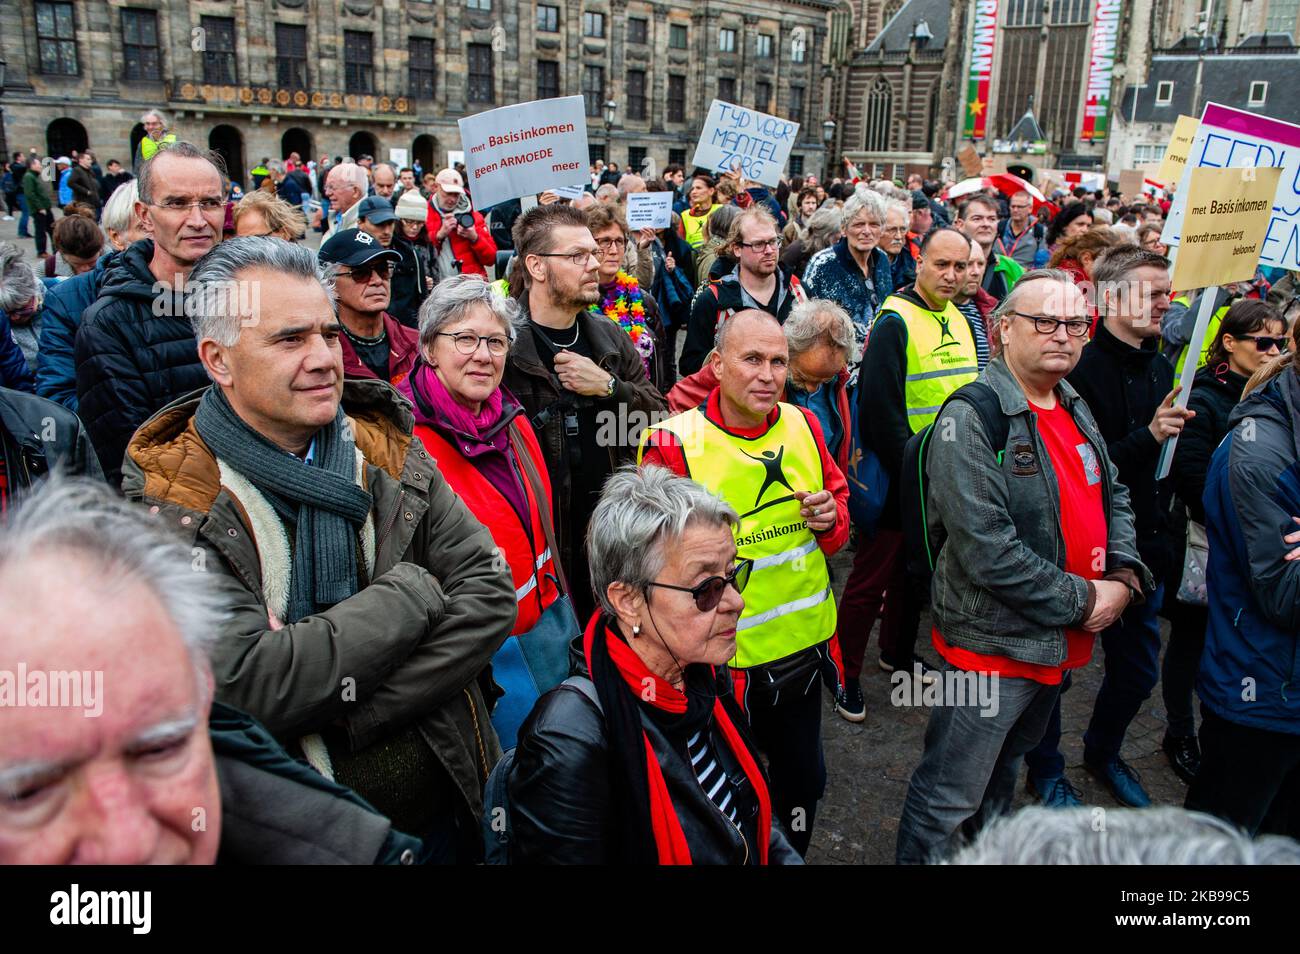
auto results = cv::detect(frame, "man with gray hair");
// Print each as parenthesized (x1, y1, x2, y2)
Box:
(0, 477, 445, 864)
(895, 269, 1148, 864)
(75, 141, 225, 484)
(133, 109, 177, 173)
(122, 236, 516, 861)
(323, 161, 369, 240)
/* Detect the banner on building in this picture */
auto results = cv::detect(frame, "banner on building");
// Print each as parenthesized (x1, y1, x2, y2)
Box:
(1081, 0, 1121, 142)
(690, 100, 800, 187)
(457, 96, 589, 211)
(1161, 102, 1300, 271)
(964, 0, 999, 140)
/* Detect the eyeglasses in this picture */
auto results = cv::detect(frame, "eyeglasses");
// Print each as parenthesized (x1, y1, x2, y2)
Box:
(1236, 334, 1289, 352)
(344, 261, 392, 282)
(645, 559, 753, 613)
(151, 197, 225, 213)
(436, 331, 509, 356)
(1013, 312, 1091, 337)
(534, 249, 601, 267)
(595, 237, 628, 251)
(738, 238, 780, 251)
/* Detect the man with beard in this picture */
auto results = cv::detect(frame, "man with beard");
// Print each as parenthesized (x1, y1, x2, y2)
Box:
(501, 204, 668, 619)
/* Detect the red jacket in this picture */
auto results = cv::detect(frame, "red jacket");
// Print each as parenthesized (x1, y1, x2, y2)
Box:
(668, 365, 852, 479)
(413, 415, 559, 634)
(339, 312, 419, 386)
(642, 387, 850, 560)
(424, 204, 498, 277)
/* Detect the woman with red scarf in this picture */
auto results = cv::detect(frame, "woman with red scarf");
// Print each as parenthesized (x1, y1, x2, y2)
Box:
(507, 466, 802, 864)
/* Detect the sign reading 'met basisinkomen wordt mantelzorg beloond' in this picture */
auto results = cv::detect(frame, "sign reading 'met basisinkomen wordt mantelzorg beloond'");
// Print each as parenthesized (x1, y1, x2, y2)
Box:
(458, 96, 590, 211)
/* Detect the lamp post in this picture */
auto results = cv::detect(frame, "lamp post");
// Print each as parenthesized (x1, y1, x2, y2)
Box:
(822, 118, 836, 180)
(604, 99, 617, 166)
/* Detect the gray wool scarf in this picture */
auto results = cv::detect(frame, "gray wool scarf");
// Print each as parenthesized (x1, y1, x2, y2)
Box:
(194, 388, 373, 622)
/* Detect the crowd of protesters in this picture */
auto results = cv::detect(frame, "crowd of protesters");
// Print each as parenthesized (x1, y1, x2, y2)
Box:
(1, 121, 1298, 868)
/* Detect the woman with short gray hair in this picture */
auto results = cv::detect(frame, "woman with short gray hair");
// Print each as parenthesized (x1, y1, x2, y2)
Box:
(399, 274, 561, 748)
(0, 242, 44, 385)
(505, 465, 801, 865)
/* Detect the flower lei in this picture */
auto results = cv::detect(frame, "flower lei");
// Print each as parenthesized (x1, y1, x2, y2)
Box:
(591, 269, 655, 377)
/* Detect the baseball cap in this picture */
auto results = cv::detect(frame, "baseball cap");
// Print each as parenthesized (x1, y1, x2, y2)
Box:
(56, 156, 71, 166)
(357, 195, 397, 225)
(434, 168, 464, 194)
(395, 190, 429, 221)
(318, 228, 401, 267)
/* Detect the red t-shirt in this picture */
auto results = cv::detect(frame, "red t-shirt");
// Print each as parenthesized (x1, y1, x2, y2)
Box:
(933, 399, 1107, 684)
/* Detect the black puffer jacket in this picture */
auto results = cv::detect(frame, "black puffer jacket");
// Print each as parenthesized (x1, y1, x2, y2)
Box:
(1171, 363, 1248, 525)
(1068, 320, 1176, 582)
(74, 239, 209, 485)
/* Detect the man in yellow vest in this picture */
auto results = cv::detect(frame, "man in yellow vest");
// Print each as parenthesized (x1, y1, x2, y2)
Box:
(848, 227, 981, 684)
(639, 308, 849, 858)
(133, 109, 178, 174)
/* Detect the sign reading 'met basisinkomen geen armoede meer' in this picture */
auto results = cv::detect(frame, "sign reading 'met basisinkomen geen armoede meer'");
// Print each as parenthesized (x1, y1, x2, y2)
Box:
(458, 96, 589, 211)
(690, 100, 800, 188)
(1161, 102, 1300, 271)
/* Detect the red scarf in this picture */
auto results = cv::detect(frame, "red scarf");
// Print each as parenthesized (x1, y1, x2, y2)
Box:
(584, 618, 773, 865)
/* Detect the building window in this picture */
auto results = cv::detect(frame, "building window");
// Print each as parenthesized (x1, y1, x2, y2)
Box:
(201, 16, 238, 85)
(789, 155, 804, 177)
(583, 65, 605, 117)
(468, 44, 494, 103)
(343, 31, 374, 93)
(409, 38, 435, 100)
(627, 69, 647, 120)
(122, 8, 162, 81)
(628, 18, 648, 45)
(584, 12, 605, 39)
(537, 4, 559, 33)
(1133, 144, 1166, 165)
(864, 76, 893, 151)
(1154, 81, 1173, 105)
(538, 60, 560, 99)
(792, 29, 808, 62)
(276, 24, 308, 88)
(755, 81, 772, 112)
(36, 2, 79, 76)
(669, 148, 686, 167)
(667, 75, 686, 122)
(718, 77, 735, 103)
(628, 146, 647, 173)
(1265, 0, 1300, 33)
(719, 28, 737, 52)
(789, 85, 805, 127)
(467, 0, 492, 10)
(669, 24, 688, 49)
(1249, 81, 1269, 106)
(757, 34, 773, 58)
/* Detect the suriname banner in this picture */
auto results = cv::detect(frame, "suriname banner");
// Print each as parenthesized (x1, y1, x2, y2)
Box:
(964, 0, 998, 140)
(1081, 0, 1121, 142)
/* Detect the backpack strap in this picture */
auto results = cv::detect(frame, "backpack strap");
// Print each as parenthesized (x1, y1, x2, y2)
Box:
(560, 674, 602, 714)
(945, 381, 1010, 463)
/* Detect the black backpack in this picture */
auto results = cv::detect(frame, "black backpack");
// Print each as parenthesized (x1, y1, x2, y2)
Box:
(900, 381, 1010, 595)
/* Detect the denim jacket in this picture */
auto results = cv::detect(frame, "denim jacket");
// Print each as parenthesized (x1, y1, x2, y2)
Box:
(927, 357, 1151, 666)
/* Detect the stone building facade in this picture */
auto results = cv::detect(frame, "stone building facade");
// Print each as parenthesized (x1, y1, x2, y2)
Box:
(0, 0, 834, 186)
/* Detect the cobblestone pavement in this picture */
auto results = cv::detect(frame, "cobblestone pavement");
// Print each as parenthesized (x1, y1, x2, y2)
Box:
(808, 544, 1187, 865)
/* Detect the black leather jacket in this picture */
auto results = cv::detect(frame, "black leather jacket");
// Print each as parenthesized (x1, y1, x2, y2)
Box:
(507, 663, 802, 865)
(0, 386, 103, 492)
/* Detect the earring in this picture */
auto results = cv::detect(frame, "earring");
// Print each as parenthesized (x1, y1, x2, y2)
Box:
(632, 623, 641, 637)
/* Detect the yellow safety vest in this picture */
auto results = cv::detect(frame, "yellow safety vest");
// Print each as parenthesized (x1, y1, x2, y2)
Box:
(1173, 297, 1230, 390)
(882, 294, 980, 433)
(638, 405, 836, 670)
(139, 133, 177, 161)
(681, 204, 720, 250)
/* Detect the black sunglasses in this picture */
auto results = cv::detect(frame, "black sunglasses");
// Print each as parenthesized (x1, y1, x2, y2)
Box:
(1235, 334, 1289, 352)
(345, 261, 392, 282)
(645, 559, 753, 613)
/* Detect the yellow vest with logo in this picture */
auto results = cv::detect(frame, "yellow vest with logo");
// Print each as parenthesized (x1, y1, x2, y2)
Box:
(638, 404, 836, 669)
(140, 133, 177, 161)
(1172, 299, 1230, 390)
(883, 294, 980, 433)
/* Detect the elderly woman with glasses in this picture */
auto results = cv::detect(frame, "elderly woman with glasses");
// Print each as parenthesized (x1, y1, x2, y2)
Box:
(399, 274, 568, 748)
(504, 465, 801, 865)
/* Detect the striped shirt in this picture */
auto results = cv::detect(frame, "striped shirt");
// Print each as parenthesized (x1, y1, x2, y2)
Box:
(686, 729, 740, 824)
(956, 300, 991, 371)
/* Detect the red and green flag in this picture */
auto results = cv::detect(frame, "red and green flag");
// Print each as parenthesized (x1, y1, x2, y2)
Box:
(964, 0, 999, 140)
(1081, 0, 1121, 141)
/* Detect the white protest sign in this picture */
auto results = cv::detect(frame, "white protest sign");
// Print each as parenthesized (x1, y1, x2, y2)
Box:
(550, 184, 586, 200)
(388, 148, 408, 168)
(625, 191, 673, 230)
(690, 99, 800, 188)
(458, 96, 588, 210)
(447, 150, 465, 167)
(1161, 102, 1300, 270)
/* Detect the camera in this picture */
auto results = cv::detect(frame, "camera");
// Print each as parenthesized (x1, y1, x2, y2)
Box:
(456, 212, 475, 230)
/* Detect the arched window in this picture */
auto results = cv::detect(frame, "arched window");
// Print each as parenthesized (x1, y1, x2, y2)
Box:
(881, 0, 904, 30)
(864, 77, 893, 152)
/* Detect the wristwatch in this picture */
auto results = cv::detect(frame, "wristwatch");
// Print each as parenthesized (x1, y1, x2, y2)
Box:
(604, 374, 617, 398)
